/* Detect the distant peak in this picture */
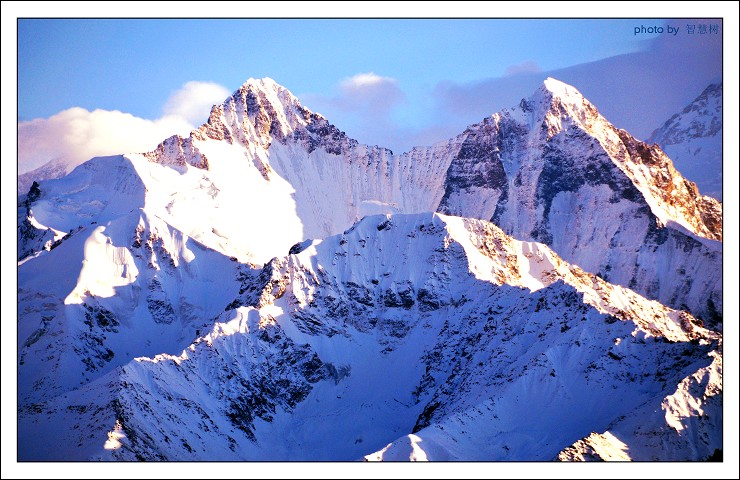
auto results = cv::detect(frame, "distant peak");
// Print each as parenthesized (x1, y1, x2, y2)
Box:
(699, 81, 722, 97)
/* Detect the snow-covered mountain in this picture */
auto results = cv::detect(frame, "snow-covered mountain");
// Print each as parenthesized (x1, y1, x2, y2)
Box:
(19, 77, 722, 323)
(648, 83, 722, 201)
(18, 158, 243, 405)
(18, 213, 721, 461)
(17, 77, 723, 462)
(434, 79, 722, 325)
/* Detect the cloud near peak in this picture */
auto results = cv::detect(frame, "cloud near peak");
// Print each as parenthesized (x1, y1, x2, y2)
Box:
(300, 72, 406, 150)
(18, 108, 193, 174)
(333, 72, 405, 114)
(163, 81, 231, 124)
(18, 81, 231, 175)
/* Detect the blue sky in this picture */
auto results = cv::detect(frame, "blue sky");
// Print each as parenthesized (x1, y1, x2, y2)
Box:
(17, 18, 647, 122)
(12, 13, 728, 173)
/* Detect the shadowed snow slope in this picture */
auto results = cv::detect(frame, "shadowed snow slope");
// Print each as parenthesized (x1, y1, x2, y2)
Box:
(18, 213, 720, 461)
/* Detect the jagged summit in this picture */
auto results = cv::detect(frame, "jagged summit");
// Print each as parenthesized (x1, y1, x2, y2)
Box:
(647, 82, 722, 200)
(540, 76, 588, 103)
(239, 76, 320, 115)
(144, 76, 357, 171)
(520, 77, 598, 126)
(242, 76, 283, 90)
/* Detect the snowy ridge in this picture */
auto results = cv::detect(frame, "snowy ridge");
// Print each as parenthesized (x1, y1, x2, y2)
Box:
(648, 82, 722, 200)
(18, 201, 243, 405)
(18, 213, 719, 461)
(557, 345, 722, 461)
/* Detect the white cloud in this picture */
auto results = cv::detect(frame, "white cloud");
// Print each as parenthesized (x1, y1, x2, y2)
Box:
(302, 72, 407, 150)
(340, 72, 397, 90)
(335, 72, 404, 115)
(18, 108, 192, 174)
(18, 81, 231, 174)
(163, 81, 231, 124)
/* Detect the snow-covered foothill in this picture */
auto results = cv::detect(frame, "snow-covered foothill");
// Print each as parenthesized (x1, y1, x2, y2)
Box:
(19, 213, 720, 461)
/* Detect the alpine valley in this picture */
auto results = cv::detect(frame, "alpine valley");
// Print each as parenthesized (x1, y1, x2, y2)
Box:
(17, 77, 723, 461)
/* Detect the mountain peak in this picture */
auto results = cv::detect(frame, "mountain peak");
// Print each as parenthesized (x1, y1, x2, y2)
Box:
(243, 76, 279, 88)
(143, 74, 356, 173)
(239, 77, 293, 98)
(524, 77, 598, 130)
(646, 81, 722, 200)
(539, 77, 587, 104)
(543, 77, 580, 96)
(231, 77, 303, 120)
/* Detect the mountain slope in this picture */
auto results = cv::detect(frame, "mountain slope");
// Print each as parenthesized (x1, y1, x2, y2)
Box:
(19, 77, 722, 324)
(17, 155, 245, 404)
(648, 82, 722, 200)
(556, 344, 722, 461)
(18, 213, 720, 461)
